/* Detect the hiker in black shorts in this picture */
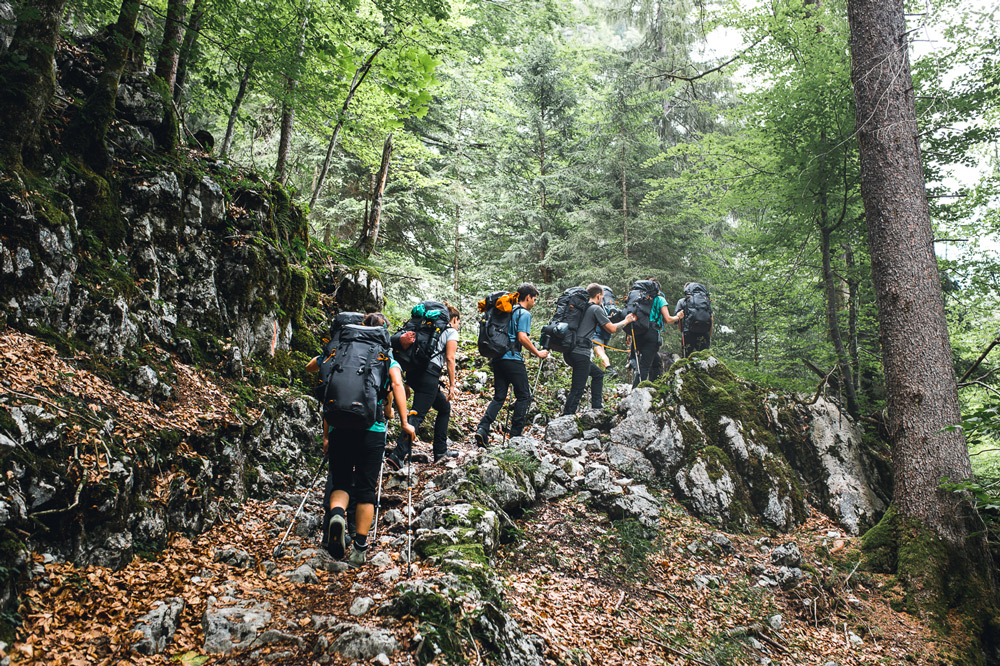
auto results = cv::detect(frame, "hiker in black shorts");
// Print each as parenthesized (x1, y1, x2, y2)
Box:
(563, 283, 635, 414)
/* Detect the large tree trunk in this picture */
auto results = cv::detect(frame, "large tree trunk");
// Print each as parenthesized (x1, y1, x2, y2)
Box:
(220, 57, 254, 158)
(67, 0, 141, 172)
(172, 0, 204, 104)
(154, 0, 188, 95)
(0, 0, 68, 170)
(848, 0, 998, 651)
(355, 135, 392, 258)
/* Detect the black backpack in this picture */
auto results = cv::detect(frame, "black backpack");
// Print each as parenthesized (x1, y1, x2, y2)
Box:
(625, 280, 660, 333)
(316, 322, 392, 430)
(391, 300, 451, 375)
(540, 287, 590, 353)
(477, 291, 519, 359)
(681, 283, 712, 334)
(603, 285, 625, 323)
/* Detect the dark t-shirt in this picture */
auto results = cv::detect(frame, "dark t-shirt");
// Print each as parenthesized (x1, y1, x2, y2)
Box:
(573, 303, 610, 355)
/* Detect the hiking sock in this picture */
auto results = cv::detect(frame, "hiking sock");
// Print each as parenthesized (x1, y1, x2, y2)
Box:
(353, 533, 368, 551)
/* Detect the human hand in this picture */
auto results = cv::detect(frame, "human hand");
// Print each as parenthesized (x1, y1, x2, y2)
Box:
(403, 422, 417, 442)
(677, 310, 685, 319)
(537, 349, 550, 359)
(400, 331, 416, 349)
(447, 387, 456, 401)
(626, 313, 636, 323)
(323, 432, 329, 456)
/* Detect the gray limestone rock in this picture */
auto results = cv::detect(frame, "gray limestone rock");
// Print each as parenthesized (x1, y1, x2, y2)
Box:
(770, 543, 802, 568)
(132, 597, 185, 655)
(202, 596, 272, 654)
(328, 623, 398, 659)
(545, 415, 580, 444)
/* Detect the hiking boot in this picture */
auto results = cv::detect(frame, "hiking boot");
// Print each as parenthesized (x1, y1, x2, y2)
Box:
(434, 450, 459, 463)
(347, 546, 367, 568)
(327, 514, 347, 559)
(473, 429, 488, 447)
(385, 453, 402, 471)
(320, 512, 330, 549)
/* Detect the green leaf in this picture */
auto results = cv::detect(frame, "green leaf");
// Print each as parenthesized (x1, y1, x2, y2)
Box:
(172, 652, 209, 666)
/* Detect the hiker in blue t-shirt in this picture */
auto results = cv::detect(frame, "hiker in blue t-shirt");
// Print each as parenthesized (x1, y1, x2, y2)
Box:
(474, 283, 549, 444)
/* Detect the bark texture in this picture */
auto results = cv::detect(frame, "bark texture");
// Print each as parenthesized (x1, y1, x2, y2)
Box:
(355, 134, 393, 258)
(67, 0, 141, 172)
(154, 0, 188, 95)
(0, 0, 68, 169)
(848, 0, 999, 659)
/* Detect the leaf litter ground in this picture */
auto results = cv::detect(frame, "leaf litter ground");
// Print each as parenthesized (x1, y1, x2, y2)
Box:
(3, 333, 946, 665)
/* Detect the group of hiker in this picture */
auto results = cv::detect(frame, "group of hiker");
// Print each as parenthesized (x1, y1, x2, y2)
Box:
(303, 279, 712, 566)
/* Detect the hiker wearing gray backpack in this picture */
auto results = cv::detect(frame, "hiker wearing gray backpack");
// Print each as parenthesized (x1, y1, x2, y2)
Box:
(676, 282, 713, 357)
(306, 312, 416, 567)
(624, 278, 684, 387)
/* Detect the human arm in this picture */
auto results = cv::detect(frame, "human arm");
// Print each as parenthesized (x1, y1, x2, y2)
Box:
(602, 313, 635, 334)
(322, 418, 329, 455)
(306, 356, 319, 373)
(445, 337, 458, 400)
(517, 331, 549, 359)
(389, 364, 416, 441)
(661, 304, 683, 326)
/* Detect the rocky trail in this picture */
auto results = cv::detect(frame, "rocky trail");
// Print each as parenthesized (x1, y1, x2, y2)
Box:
(2, 330, 946, 666)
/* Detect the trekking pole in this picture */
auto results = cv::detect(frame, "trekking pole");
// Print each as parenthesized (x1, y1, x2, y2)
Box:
(370, 455, 386, 543)
(532, 356, 545, 396)
(405, 445, 413, 577)
(273, 454, 328, 559)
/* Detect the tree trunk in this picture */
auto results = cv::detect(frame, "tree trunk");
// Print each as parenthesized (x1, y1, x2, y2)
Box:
(621, 121, 628, 262)
(68, 0, 141, 172)
(220, 57, 254, 158)
(308, 46, 383, 215)
(275, 0, 310, 185)
(752, 299, 759, 367)
(0, 0, 68, 170)
(355, 134, 392, 258)
(453, 102, 465, 294)
(172, 0, 204, 104)
(848, 0, 998, 646)
(154, 0, 188, 95)
(819, 220, 860, 418)
(843, 241, 860, 393)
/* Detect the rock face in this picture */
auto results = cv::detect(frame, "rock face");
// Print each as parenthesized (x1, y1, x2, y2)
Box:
(599, 355, 889, 534)
(132, 597, 185, 655)
(202, 596, 272, 654)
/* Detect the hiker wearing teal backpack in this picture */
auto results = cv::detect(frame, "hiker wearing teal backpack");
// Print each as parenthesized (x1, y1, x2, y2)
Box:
(386, 302, 461, 468)
(676, 282, 713, 357)
(624, 278, 683, 387)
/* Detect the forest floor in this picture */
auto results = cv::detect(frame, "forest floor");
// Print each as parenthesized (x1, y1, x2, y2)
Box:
(3, 331, 946, 666)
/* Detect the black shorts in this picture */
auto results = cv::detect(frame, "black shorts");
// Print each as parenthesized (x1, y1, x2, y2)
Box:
(325, 427, 385, 504)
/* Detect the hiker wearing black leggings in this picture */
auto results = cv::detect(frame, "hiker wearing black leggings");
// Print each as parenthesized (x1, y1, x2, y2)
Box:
(630, 280, 683, 387)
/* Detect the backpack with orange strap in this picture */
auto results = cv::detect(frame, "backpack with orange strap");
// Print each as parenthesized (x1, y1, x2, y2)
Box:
(477, 291, 520, 359)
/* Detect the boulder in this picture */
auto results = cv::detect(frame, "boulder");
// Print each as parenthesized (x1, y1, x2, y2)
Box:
(202, 596, 272, 654)
(328, 623, 399, 659)
(545, 415, 580, 444)
(132, 597, 185, 655)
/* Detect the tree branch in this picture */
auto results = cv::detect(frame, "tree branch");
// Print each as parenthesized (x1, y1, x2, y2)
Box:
(648, 38, 763, 82)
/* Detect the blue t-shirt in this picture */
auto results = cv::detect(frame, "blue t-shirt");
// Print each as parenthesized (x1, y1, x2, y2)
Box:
(501, 307, 531, 362)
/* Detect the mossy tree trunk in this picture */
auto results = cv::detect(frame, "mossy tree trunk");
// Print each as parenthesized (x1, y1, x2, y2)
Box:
(848, 0, 999, 659)
(66, 0, 140, 173)
(274, 0, 310, 185)
(0, 0, 68, 170)
(154, 0, 189, 96)
(220, 56, 254, 158)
